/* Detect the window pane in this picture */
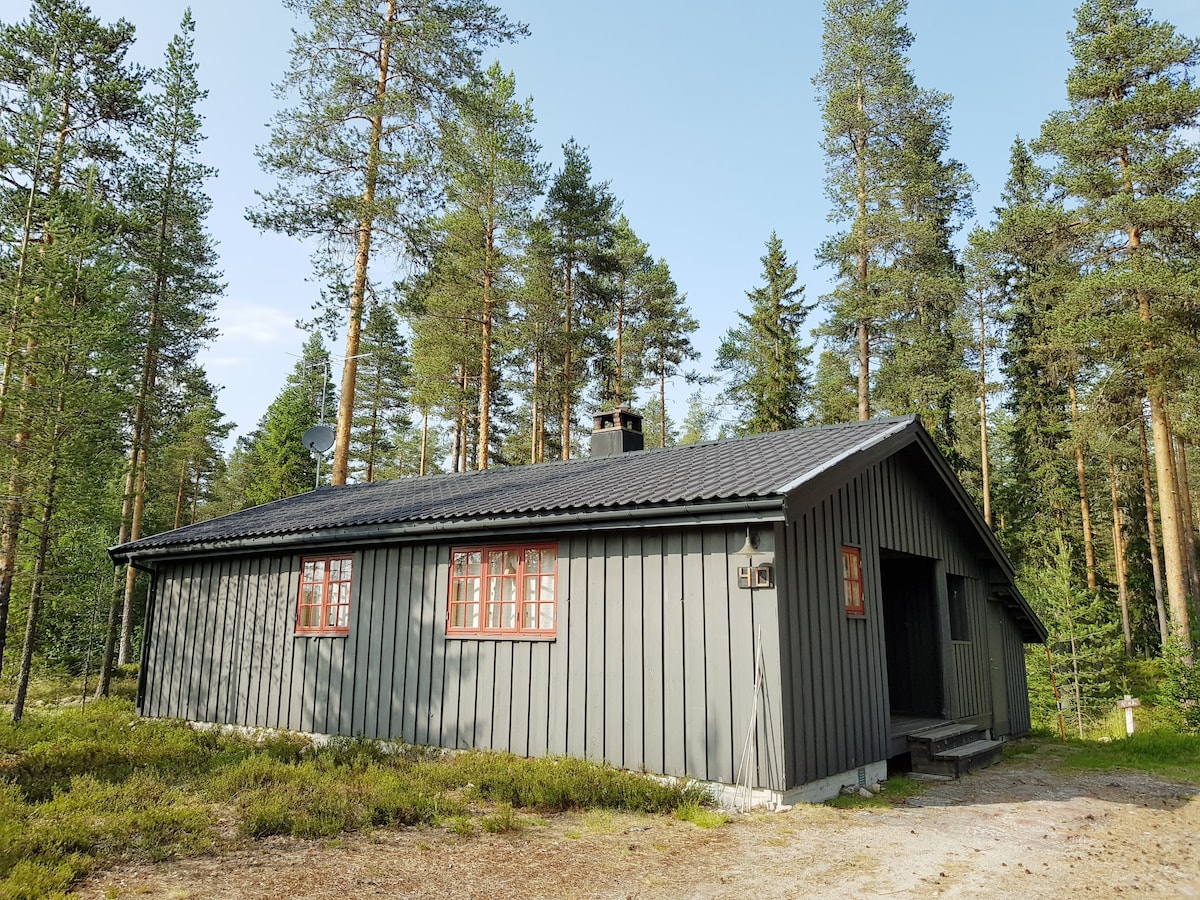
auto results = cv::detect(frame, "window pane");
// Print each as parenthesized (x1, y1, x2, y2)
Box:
(467, 552, 482, 575)
(523, 602, 536, 628)
(539, 604, 555, 630)
(487, 602, 501, 628)
(504, 550, 519, 574)
(489, 550, 503, 572)
(525, 576, 537, 603)
(525, 549, 539, 573)
(465, 603, 479, 629)
(541, 549, 555, 572)
(453, 552, 466, 576)
(303, 561, 319, 581)
(539, 576, 555, 604)
(452, 604, 465, 628)
(500, 603, 516, 629)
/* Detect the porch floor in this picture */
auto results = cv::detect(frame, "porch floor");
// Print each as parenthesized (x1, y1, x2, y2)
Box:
(889, 714, 949, 757)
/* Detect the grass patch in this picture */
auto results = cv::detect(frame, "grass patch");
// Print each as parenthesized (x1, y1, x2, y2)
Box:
(825, 776, 924, 809)
(0, 699, 713, 898)
(673, 801, 729, 828)
(1060, 730, 1200, 783)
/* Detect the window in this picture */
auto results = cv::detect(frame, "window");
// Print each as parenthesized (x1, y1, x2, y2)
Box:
(842, 546, 865, 617)
(297, 555, 353, 635)
(449, 543, 557, 637)
(948, 574, 969, 641)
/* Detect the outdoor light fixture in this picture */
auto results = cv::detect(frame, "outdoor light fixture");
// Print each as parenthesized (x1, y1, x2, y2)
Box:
(735, 527, 773, 589)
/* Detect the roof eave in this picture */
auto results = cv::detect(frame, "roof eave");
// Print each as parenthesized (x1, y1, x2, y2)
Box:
(109, 496, 788, 566)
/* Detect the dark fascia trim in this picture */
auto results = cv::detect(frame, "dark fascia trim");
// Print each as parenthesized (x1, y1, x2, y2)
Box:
(783, 416, 1048, 644)
(108, 498, 787, 567)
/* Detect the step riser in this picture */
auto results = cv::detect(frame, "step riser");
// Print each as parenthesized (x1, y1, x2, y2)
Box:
(906, 724, 1004, 779)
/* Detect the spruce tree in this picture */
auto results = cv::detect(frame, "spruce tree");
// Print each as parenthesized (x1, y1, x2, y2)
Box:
(239, 334, 335, 506)
(351, 302, 411, 482)
(716, 233, 813, 434)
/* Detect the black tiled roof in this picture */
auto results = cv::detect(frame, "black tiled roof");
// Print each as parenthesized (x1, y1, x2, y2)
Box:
(115, 417, 916, 557)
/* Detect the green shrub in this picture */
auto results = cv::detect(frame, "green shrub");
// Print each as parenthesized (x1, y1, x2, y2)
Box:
(1159, 638, 1200, 735)
(480, 803, 524, 833)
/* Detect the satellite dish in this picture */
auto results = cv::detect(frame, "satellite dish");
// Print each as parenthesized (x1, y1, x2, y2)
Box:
(303, 424, 335, 454)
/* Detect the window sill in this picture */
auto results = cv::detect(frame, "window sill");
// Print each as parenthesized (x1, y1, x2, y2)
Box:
(294, 631, 349, 639)
(445, 632, 557, 642)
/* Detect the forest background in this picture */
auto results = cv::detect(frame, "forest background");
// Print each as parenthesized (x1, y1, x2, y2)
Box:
(1, 0, 1199, 735)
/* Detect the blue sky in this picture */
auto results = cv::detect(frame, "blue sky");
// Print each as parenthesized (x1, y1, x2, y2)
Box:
(18, 0, 1200, 441)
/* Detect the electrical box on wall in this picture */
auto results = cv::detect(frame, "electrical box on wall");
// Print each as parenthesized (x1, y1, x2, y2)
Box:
(737, 564, 773, 589)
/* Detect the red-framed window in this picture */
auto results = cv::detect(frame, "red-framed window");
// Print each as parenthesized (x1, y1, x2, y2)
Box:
(297, 555, 354, 635)
(842, 546, 865, 617)
(448, 543, 557, 637)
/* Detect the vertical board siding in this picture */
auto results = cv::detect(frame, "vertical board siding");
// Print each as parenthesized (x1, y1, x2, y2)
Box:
(780, 450, 1012, 786)
(1004, 614, 1032, 736)
(143, 523, 787, 791)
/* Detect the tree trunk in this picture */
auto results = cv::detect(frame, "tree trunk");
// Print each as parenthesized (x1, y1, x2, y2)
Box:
(659, 365, 667, 448)
(419, 408, 428, 476)
(174, 464, 187, 530)
(1108, 456, 1133, 657)
(1173, 436, 1200, 605)
(561, 260, 574, 460)
(331, 0, 395, 486)
(855, 79, 870, 422)
(1140, 415, 1169, 646)
(478, 248, 493, 470)
(118, 446, 150, 666)
(12, 468, 56, 724)
(1069, 381, 1098, 592)
(978, 293, 992, 527)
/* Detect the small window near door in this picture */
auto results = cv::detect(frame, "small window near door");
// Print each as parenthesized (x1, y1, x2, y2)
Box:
(948, 573, 968, 641)
(842, 546, 865, 617)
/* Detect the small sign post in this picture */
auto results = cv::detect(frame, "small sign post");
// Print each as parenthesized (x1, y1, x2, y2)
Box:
(1117, 695, 1140, 737)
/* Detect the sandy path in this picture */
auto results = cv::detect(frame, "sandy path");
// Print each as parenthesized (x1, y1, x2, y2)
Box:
(80, 755, 1200, 899)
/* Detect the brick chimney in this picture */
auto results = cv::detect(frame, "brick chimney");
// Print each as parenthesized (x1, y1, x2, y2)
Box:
(590, 407, 644, 457)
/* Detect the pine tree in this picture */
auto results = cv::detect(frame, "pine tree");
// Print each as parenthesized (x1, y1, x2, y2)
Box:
(436, 62, 544, 469)
(1036, 0, 1200, 652)
(633, 259, 698, 448)
(543, 140, 616, 458)
(249, 0, 524, 485)
(1022, 538, 1125, 737)
(716, 233, 813, 434)
(0, 0, 142, 678)
(113, 10, 222, 667)
(814, 0, 916, 420)
(814, 0, 972, 439)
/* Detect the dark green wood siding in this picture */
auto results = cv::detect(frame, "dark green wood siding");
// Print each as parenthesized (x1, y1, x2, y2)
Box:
(778, 449, 1027, 786)
(140, 525, 788, 791)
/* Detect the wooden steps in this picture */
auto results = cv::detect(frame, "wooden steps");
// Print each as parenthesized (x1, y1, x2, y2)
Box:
(906, 721, 1003, 778)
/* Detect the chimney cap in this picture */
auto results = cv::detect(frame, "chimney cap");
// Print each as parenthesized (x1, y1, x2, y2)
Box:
(593, 407, 643, 433)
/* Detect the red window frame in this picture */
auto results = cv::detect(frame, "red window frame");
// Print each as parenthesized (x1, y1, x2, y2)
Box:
(296, 555, 354, 635)
(448, 543, 558, 637)
(842, 545, 865, 618)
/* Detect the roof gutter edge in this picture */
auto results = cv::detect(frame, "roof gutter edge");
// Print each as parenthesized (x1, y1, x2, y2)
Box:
(109, 498, 787, 565)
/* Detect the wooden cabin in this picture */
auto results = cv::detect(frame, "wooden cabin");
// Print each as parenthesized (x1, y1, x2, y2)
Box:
(112, 414, 1045, 804)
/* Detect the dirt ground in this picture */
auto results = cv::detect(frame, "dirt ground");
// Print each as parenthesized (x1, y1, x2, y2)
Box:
(81, 750, 1200, 899)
